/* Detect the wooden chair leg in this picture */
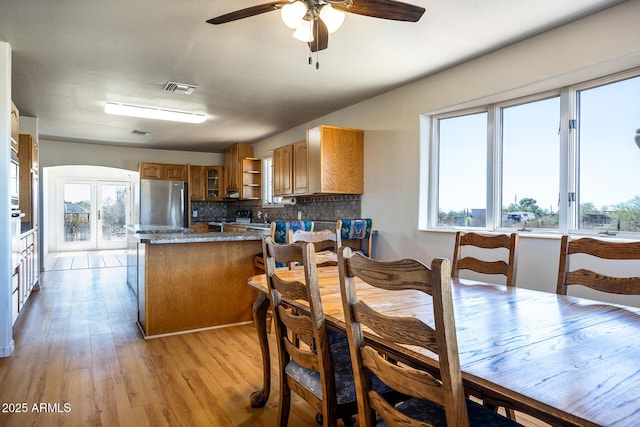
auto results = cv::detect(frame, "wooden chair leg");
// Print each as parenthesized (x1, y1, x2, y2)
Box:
(279, 380, 292, 427)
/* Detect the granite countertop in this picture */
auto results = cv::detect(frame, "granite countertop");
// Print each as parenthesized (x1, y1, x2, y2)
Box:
(135, 231, 266, 244)
(125, 224, 194, 234)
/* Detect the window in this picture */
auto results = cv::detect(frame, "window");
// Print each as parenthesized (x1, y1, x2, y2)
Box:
(500, 95, 560, 230)
(424, 69, 640, 237)
(577, 75, 640, 233)
(436, 111, 487, 227)
(262, 157, 282, 206)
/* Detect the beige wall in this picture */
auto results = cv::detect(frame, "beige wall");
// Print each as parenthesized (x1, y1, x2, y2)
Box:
(253, 1, 640, 307)
(40, 139, 226, 171)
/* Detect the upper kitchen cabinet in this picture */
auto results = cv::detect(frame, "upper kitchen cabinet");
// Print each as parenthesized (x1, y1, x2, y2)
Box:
(18, 134, 38, 228)
(225, 143, 261, 199)
(10, 101, 19, 153)
(241, 158, 261, 200)
(139, 162, 187, 181)
(273, 143, 293, 196)
(274, 125, 364, 196)
(292, 139, 309, 195)
(189, 165, 205, 200)
(190, 165, 224, 201)
(205, 166, 224, 200)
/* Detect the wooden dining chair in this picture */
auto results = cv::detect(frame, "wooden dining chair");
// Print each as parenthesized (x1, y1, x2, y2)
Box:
(336, 218, 373, 257)
(288, 229, 338, 267)
(556, 235, 640, 296)
(337, 247, 522, 427)
(452, 232, 519, 286)
(262, 237, 359, 426)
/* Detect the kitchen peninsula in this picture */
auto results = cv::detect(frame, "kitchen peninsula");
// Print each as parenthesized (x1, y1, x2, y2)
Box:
(126, 226, 263, 338)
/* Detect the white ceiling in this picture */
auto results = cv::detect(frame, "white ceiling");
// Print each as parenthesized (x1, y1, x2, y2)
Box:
(0, 0, 624, 152)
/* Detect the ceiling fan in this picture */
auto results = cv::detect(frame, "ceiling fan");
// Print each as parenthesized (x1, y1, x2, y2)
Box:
(206, 0, 425, 61)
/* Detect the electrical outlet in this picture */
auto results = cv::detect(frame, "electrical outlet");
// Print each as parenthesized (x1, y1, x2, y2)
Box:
(193, 210, 198, 217)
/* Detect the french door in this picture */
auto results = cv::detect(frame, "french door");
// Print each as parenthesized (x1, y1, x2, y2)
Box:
(58, 179, 132, 251)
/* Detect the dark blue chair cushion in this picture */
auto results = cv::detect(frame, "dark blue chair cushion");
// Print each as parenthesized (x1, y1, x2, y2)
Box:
(328, 329, 348, 344)
(273, 220, 314, 267)
(284, 340, 391, 405)
(376, 397, 523, 427)
(339, 219, 372, 256)
(273, 220, 314, 244)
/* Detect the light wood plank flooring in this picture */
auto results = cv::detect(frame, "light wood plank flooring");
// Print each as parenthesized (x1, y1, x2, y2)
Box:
(0, 265, 549, 426)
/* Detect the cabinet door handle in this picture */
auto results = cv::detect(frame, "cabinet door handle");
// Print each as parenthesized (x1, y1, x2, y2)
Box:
(98, 210, 101, 220)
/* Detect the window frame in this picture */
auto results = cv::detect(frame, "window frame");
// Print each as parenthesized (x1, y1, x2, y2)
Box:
(261, 156, 284, 208)
(421, 67, 640, 238)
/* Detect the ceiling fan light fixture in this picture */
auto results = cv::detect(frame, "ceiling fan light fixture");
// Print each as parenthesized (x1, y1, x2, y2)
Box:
(281, 1, 307, 29)
(293, 18, 314, 42)
(105, 102, 206, 124)
(319, 4, 345, 33)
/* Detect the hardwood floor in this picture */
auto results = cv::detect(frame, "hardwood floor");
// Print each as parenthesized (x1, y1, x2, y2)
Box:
(0, 265, 549, 426)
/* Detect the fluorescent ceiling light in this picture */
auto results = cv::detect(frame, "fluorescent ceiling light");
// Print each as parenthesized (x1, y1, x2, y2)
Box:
(104, 102, 206, 124)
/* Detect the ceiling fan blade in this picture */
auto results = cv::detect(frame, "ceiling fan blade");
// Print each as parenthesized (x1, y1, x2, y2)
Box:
(308, 19, 329, 52)
(334, 0, 425, 22)
(206, 2, 287, 25)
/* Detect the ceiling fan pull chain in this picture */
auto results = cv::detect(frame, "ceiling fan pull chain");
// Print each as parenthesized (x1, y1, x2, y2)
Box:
(315, 18, 320, 70)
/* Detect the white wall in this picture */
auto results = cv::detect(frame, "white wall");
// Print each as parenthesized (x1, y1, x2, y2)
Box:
(253, 2, 640, 307)
(0, 42, 15, 356)
(40, 139, 226, 171)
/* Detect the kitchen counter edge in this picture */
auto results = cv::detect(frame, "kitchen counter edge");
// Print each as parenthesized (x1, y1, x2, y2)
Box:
(134, 231, 266, 245)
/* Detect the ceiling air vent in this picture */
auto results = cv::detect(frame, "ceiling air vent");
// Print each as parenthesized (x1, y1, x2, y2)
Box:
(163, 81, 198, 95)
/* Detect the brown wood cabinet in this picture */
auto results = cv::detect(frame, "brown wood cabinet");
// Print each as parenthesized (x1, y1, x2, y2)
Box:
(205, 166, 224, 200)
(225, 143, 254, 194)
(190, 223, 210, 233)
(242, 158, 262, 200)
(273, 144, 293, 196)
(307, 125, 364, 194)
(272, 125, 364, 196)
(190, 165, 224, 201)
(225, 143, 261, 199)
(140, 162, 187, 181)
(137, 238, 261, 337)
(189, 165, 205, 200)
(18, 134, 38, 227)
(10, 101, 19, 153)
(292, 139, 309, 195)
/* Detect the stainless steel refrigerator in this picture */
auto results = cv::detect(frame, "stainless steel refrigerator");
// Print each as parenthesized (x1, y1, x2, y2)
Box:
(138, 179, 187, 227)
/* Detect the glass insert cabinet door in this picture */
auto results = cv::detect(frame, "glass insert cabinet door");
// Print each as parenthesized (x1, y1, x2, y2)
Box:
(206, 166, 223, 200)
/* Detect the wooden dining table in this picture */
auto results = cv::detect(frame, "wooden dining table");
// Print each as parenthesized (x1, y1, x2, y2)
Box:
(247, 266, 640, 427)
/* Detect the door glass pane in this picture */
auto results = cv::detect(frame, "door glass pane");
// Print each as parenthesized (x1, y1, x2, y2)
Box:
(100, 183, 127, 241)
(501, 96, 560, 229)
(64, 183, 91, 242)
(437, 112, 487, 227)
(578, 75, 640, 232)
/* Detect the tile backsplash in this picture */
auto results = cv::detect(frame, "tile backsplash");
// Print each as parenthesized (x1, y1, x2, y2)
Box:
(191, 194, 361, 225)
